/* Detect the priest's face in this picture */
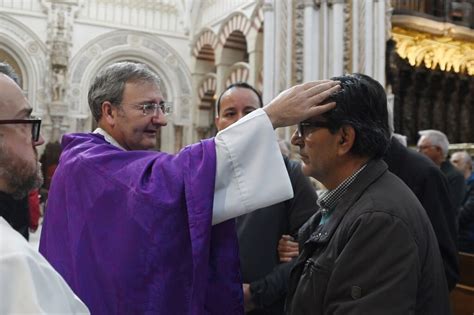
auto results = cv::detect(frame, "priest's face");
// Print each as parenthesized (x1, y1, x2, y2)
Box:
(0, 74, 44, 199)
(110, 80, 168, 151)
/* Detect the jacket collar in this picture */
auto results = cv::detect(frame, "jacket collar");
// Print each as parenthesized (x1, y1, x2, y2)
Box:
(303, 159, 388, 245)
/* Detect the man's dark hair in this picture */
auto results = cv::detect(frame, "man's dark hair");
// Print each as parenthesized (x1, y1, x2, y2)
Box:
(0, 61, 21, 86)
(215, 82, 263, 115)
(323, 73, 390, 159)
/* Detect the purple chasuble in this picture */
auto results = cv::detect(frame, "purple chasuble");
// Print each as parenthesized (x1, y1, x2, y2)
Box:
(39, 133, 243, 314)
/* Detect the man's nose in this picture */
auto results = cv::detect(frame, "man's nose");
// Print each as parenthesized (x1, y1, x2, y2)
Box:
(151, 113, 167, 126)
(34, 134, 45, 146)
(291, 129, 302, 147)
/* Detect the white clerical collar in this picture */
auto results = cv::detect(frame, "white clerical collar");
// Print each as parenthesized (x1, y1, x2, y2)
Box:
(93, 128, 127, 151)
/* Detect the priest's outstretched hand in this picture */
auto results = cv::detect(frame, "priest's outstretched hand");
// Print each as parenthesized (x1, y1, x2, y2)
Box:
(263, 80, 340, 129)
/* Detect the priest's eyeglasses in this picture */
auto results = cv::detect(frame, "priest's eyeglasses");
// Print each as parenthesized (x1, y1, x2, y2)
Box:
(297, 121, 333, 138)
(0, 117, 42, 142)
(137, 102, 172, 116)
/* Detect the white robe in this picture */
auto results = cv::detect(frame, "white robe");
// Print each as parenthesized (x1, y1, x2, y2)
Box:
(0, 217, 90, 314)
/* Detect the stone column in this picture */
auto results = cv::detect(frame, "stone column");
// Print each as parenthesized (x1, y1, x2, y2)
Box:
(303, 0, 320, 81)
(174, 125, 183, 153)
(363, 0, 374, 76)
(352, 0, 360, 72)
(374, 0, 386, 86)
(321, 0, 329, 78)
(192, 73, 205, 142)
(246, 27, 263, 87)
(262, 0, 275, 105)
(43, 0, 79, 141)
(329, 0, 345, 77)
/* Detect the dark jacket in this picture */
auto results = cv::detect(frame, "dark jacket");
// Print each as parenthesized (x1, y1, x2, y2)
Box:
(459, 175, 474, 253)
(441, 160, 466, 210)
(0, 191, 29, 240)
(286, 159, 450, 315)
(384, 137, 459, 290)
(237, 156, 318, 315)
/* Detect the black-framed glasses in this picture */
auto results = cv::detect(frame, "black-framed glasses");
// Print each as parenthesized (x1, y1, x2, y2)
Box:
(0, 118, 42, 142)
(131, 102, 172, 116)
(297, 121, 333, 138)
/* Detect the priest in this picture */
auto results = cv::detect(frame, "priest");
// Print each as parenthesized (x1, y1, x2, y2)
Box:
(39, 62, 340, 314)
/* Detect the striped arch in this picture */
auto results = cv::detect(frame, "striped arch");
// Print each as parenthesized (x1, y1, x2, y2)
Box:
(192, 28, 218, 61)
(218, 12, 251, 46)
(250, 4, 264, 31)
(198, 73, 217, 110)
(225, 62, 250, 87)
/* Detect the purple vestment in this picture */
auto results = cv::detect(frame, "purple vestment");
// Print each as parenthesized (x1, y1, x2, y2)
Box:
(39, 133, 243, 314)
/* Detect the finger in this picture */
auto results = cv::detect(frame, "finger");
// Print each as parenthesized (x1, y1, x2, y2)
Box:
(305, 102, 336, 118)
(282, 250, 300, 257)
(281, 250, 299, 256)
(301, 80, 333, 90)
(309, 84, 341, 107)
(280, 257, 292, 262)
(281, 234, 294, 240)
(305, 80, 340, 97)
(278, 242, 297, 250)
(286, 240, 298, 246)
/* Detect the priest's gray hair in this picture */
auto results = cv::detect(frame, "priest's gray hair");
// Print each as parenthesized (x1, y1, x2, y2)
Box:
(0, 61, 21, 86)
(88, 61, 161, 122)
(418, 129, 450, 158)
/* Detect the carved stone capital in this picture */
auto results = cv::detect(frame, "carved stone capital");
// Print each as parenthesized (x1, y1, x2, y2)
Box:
(303, 0, 316, 8)
(262, 2, 273, 12)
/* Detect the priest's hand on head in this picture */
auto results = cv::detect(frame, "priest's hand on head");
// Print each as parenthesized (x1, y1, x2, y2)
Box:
(263, 80, 340, 129)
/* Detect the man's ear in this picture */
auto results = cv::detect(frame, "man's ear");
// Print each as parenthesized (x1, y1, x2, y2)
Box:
(337, 125, 355, 155)
(101, 101, 117, 126)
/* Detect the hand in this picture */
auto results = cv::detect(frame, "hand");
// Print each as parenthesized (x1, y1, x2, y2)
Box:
(242, 283, 255, 312)
(263, 80, 340, 129)
(278, 234, 299, 262)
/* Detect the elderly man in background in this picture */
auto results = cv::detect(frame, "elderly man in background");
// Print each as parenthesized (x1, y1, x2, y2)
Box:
(418, 129, 466, 210)
(451, 151, 474, 253)
(40, 61, 340, 314)
(0, 62, 89, 314)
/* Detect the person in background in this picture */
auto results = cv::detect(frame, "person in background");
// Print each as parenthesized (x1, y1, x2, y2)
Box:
(215, 82, 318, 314)
(418, 129, 466, 210)
(451, 151, 474, 253)
(0, 62, 89, 314)
(286, 73, 450, 314)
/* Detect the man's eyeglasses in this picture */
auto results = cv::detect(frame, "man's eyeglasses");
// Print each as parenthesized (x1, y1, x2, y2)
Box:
(297, 121, 333, 138)
(417, 144, 436, 152)
(135, 102, 172, 116)
(0, 118, 41, 142)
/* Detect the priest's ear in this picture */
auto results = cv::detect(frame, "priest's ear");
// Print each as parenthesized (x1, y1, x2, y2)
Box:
(101, 101, 118, 126)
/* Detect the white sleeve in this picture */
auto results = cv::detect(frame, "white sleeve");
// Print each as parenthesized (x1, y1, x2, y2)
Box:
(212, 108, 293, 225)
(0, 224, 90, 314)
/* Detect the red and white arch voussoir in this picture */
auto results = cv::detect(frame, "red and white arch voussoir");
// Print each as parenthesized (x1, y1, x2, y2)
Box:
(218, 13, 252, 45)
(192, 28, 218, 59)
